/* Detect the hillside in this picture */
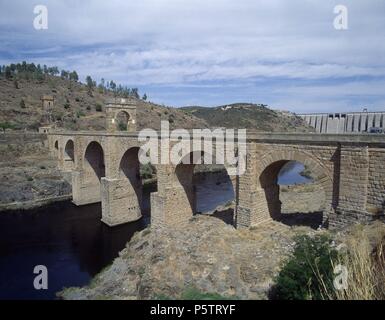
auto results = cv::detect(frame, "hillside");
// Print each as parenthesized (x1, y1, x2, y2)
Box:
(0, 75, 207, 131)
(0, 63, 310, 132)
(181, 103, 311, 132)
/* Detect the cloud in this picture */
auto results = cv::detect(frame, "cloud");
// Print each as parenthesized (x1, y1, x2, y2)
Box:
(0, 0, 384, 112)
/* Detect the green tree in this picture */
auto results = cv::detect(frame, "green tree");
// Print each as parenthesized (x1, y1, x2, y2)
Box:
(86, 75, 94, 94)
(142, 93, 147, 100)
(5, 66, 12, 79)
(69, 71, 79, 82)
(98, 83, 105, 94)
(61, 70, 69, 79)
(34, 64, 44, 81)
(109, 80, 116, 91)
(131, 88, 139, 99)
(48, 66, 59, 76)
(21, 61, 27, 72)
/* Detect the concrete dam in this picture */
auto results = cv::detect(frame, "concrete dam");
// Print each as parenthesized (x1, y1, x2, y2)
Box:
(298, 111, 385, 134)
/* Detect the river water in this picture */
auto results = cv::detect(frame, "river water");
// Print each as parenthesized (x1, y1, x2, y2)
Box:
(0, 162, 309, 300)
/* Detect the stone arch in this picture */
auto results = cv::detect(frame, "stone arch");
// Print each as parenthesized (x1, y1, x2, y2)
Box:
(173, 150, 236, 224)
(71, 140, 105, 206)
(115, 110, 131, 131)
(54, 140, 59, 158)
(256, 149, 333, 226)
(175, 162, 196, 215)
(63, 139, 75, 170)
(84, 141, 105, 182)
(119, 146, 142, 210)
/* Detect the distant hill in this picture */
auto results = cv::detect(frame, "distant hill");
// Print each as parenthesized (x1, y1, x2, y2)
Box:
(0, 74, 207, 131)
(0, 63, 310, 132)
(181, 103, 311, 132)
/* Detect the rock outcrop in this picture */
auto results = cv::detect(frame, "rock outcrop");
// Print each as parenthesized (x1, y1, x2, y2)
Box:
(60, 215, 318, 300)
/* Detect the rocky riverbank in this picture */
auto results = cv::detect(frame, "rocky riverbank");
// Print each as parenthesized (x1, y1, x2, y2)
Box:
(0, 133, 71, 211)
(280, 183, 325, 214)
(59, 215, 321, 300)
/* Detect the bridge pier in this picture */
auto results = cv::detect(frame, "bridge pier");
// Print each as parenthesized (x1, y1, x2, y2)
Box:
(236, 187, 272, 228)
(72, 170, 102, 205)
(329, 143, 373, 228)
(101, 177, 142, 226)
(235, 148, 273, 228)
(151, 164, 196, 229)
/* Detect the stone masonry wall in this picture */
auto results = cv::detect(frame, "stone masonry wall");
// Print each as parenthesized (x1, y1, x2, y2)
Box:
(367, 148, 385, 214)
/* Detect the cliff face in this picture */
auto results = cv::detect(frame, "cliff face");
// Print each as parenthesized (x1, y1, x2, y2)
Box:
(59, 215, 318, 300)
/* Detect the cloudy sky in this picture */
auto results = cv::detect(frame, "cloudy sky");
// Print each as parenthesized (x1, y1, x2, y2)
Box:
(1, 0, 384, 112)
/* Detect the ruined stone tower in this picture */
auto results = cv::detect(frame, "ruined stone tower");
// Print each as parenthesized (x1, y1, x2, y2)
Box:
(41, 95, 54, 110)
(41, 95, 55, 125)
(105, 98, 137, 132)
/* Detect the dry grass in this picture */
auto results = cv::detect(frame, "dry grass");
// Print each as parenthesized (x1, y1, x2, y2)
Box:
(321, 222, 385, 300)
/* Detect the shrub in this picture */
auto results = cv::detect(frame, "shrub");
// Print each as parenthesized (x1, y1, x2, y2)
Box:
(64, 102, 70, 109)
(154, 287, 235, 300)
(154, 293, 173, 300)
(118, 121, 127, 131)
(271, 234, 338, 300)
(53, 111, 64, 121)
(181, 287, 233, 300)
(20, 99, 26, 109)
(95, 103, 102, 112)
(140, 163, 156, 179)
(0, 122, 16, 132)
(76, 110, 85, 118)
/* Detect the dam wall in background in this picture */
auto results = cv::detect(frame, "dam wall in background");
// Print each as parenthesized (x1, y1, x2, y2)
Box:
(298, 111, 385, 133)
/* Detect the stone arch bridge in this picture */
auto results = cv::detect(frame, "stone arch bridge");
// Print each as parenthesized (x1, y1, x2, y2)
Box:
(47, 100, 385, 229)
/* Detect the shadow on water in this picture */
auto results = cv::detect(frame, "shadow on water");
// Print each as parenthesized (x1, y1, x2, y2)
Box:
(0, 201, 149, 300)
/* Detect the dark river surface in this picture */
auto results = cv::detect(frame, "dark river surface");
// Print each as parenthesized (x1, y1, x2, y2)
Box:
(0, 162, 309, 300)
